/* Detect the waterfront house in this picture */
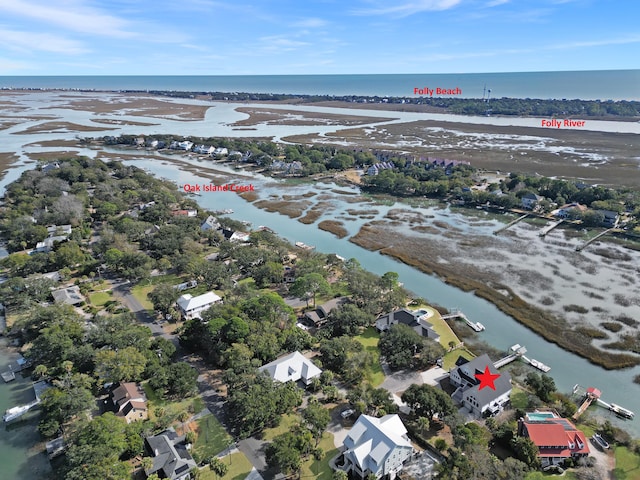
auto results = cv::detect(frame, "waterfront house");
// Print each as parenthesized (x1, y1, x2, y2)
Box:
(110, 382, 148, 423)
(176, 291, 222, 320)
(259, 350, 322, 386)
(599, 210, 619, 228)
(213, 147, 228, 156)
(449, 354, 511, 417)
(521, 193, 545, 210)
(200, 215, 220, 232)
(335, 414, 413, 480)
(517, 411, 589, 468)
(145, 427, 197, 480)
(375, 308, 440, 342)
(555, 203, 587, 219)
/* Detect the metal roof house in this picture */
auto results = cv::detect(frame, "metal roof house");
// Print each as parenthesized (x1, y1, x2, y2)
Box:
(259, 351, 322, 386)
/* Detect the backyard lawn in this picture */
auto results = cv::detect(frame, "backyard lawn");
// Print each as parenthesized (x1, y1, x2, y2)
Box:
(614, 445, 640, 480)
(130, 284, 155, 312)
(193, 414, 233, 462)
(198, 451, 254, 480)
(354, 327, 385, 387)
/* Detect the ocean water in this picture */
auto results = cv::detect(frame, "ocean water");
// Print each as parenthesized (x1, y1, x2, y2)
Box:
(1, 70, 639, 101)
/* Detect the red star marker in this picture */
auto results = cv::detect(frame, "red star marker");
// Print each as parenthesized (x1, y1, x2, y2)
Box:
(475, 366, 501, 390)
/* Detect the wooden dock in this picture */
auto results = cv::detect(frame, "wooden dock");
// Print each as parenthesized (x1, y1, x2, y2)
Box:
(575, 228, 615, 252)
(539, 219, 564, 237)
(493, 213, 530, 235)
(442, 310, 485, 332)
(1, 370, 15, 383)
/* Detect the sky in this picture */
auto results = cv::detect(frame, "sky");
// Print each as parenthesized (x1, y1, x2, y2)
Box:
(0, 0, 638, 75)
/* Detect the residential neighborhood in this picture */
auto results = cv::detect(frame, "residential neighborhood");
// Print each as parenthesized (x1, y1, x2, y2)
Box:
(0, 154, 632, 480)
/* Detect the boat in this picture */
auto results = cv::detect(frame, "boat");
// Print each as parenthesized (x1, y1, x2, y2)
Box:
(3, 404, 32, 422)
(609, 403, 635, 419)
(475, 322, 485, 331)
(213, 209, 233, 214)
(592, 433, 610, 450)
(529, 359, 551, 373)
(295, 242, 315, 251)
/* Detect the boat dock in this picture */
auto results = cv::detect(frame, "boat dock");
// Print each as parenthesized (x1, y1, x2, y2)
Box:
(442, 310, 485, 332)
(522, 356, 551, 373)
(1, 370, 15, 382)
(571, 385, 635, 420)
(575, 228, 616, 252)
(573, 386, 601, 420)
(493, 213, 530, 235)
(539, 219, 564, 237)
(492, 344, 551, 372)
(1, 356, 30, 383)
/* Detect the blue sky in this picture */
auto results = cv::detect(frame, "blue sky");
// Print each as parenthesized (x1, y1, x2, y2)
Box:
(1, 0, 638, 75)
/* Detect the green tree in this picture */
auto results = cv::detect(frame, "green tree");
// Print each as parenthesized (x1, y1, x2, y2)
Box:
(302, 398, 331, 446)
(149, 284, 180, 317)
(95, 346, 148, 383)
(290, 273, 331, 308)
(379, 323, 424, 369)
(401, 384, 456, 427)
(210, 457, 229, 478)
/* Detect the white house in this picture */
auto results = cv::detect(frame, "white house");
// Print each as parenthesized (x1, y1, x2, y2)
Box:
(259, 351, 322, 386)
(449, 354, 511, 417)
(336, 414, 413, 480)
(213, 147, 228, 156)
(176, 291, 221, 320)
(375, 308, 440, 342)
(200, 215, 220, 232)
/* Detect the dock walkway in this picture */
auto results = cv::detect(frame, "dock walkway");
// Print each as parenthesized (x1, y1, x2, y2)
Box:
(575, 228, 616, 252)
(539, 220, 564, 237)
(493, 213, 530, 235)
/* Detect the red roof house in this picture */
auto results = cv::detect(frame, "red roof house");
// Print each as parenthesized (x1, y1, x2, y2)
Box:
(518, 412, 589, 468)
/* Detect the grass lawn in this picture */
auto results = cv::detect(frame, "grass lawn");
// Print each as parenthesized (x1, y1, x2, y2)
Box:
(130, 284, 155, 311)
(193, 414, 233, 461)
(442, 348, 474, 370)
(301, 431, 340, 480)
(510, 386, 529, 409)
(263, 413, 300, 441)
(198, 451, 254, 480)
(354, 327, 385, 387)
(89, 291, 112, 306)
(421, 308, 462, 350)
(614, 446, 640, 479)
(525, 471, 577, 480)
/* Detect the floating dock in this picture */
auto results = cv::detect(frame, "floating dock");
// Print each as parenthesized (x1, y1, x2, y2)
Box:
(573, 387, 601, 420)
(442, 310, 485, 332)
(493, 345, 551, 372)
(572, 385, 635, 420)
(295, 241, 315, 251)
(1, 370, 15, 383)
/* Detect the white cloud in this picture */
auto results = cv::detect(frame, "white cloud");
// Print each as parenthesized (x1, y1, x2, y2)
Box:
(258, 35, 311, 52)
(292, 18, 329, 28)
(0, 0, 135, 38)
(353, 0, 462, 17)
(546, 35, 640, 50)
(0, 28, 88, 54)
(485, 0, 509, 6)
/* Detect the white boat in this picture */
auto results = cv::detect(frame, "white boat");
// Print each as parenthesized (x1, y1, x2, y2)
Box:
(530, 359, 551, 373)
(609, 403, 635, 419)
(295, 241, 315, 250)
(592, 433, 610, 450)
(3, 403, 33, 422)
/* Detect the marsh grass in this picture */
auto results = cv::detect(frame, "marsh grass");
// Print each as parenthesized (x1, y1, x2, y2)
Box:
(318, 220, 348, 238)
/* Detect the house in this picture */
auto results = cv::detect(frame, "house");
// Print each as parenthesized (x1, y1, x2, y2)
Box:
(51, 286, 85, 306)
(555, 203, 587, 219)
(34, 235, 68, 253)
(283, 266, 296, 283)
(171, 209, 198, 217)
(213, 147, 228, 156)
(259, 351, 322, 386)
(375, 308, 440, 342)
(304, 296, 349, 327)
(336, 414, 413, 480)
(176, 291, 221, 320)
(110, 382, 148, 423)
(46, 224, 72, 237)
(145, 427, 197, 480)
(46, 437, 66, 460)
(521, 193, 545, 210)
(200, 215, 220, 232)
(449, 354, 511, 417)
(41, 162, 60, 173)
(194, 145, 215, 155)
(517, 411, 590, 468)
(599, 210, 619, 228)
(173, 280, 198, 292)
(221, 228, 250, 243)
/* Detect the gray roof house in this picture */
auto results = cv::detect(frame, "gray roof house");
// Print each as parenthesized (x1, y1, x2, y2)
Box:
(200, 215, 220, 232)
(51, 286, 85, 305)
(375, 308, 440, 342)
(145, 427, 197, 480)
(449, 354, 512, 417)
(521, 193, 545, 210)
(336, 414, 413, 480)
(304, 296, 349, 327)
